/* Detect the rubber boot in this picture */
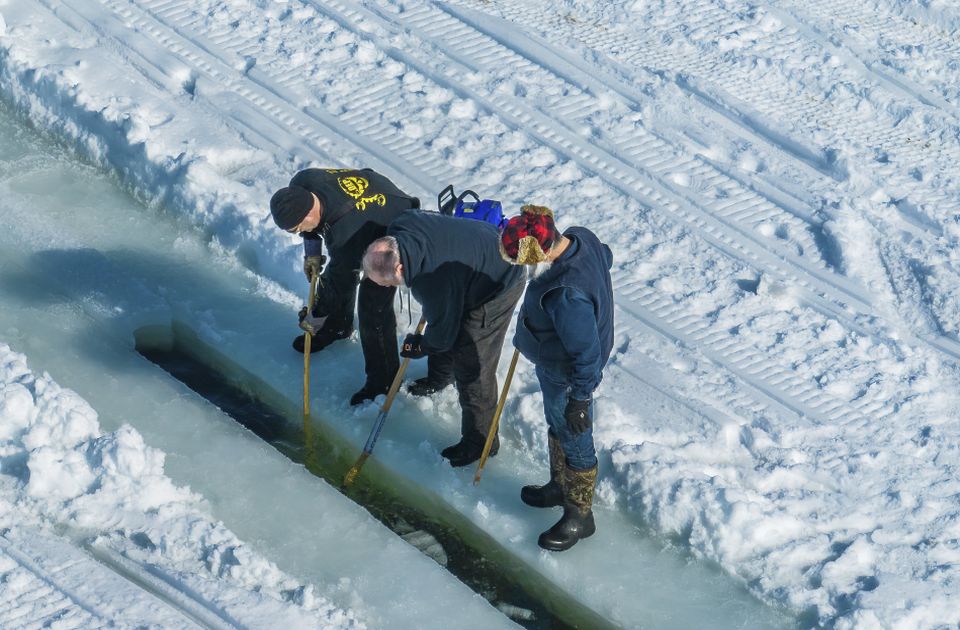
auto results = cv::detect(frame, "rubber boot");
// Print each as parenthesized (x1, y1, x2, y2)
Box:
(292, 326, 352, 354)
(521, 433, 565, 508)
(349, 382, 390, 406)
(440, 436, 498, 468)
(537, 464, 597, 552)
(407, 375, 454, 396)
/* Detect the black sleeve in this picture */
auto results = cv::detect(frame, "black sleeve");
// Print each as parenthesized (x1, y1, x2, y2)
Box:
(419, 272, 467, 354)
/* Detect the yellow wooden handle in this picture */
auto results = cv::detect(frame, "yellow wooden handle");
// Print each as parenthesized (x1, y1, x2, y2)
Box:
(474, 349, 520, 485)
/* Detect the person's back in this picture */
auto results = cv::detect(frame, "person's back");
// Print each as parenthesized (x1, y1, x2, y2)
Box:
(289, 168, 417, 255)
(363, 210, 524, 467)
(388, 210, 523, 354)
(514, 226, 614, 377)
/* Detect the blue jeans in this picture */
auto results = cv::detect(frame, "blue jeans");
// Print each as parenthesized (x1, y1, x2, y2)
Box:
(536, 366, 597, 470)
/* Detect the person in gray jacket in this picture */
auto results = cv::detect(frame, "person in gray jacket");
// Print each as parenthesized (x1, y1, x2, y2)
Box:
(363, 210, 524, 467)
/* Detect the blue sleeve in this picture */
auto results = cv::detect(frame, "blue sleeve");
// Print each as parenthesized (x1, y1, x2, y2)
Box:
(303, 232, 324, 257)
(543, 287, 602, 400)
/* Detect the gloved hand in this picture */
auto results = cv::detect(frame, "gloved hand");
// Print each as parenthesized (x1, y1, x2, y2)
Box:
(564, 398, 591, 434)
(303, 255, 327, 282)
(400, 333, 427, 359)
(298, 306, 328, 334)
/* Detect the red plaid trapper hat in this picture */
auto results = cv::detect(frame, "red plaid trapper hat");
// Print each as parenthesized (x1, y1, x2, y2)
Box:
(499, 205, 559, 265)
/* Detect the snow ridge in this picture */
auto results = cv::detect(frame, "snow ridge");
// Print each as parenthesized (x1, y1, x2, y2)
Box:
(0, 343, 363, 628)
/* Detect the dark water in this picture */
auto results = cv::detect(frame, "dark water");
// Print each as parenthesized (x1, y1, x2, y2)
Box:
(137, 339, 617, 630)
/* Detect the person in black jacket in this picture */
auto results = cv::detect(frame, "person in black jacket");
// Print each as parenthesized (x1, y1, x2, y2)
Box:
(269, 168, 419, 406)
(499, 205, 614, 552)
(362, 210, 524, 467)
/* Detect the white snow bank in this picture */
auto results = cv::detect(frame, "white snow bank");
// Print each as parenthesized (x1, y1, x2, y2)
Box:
(0, 342, 362, 628)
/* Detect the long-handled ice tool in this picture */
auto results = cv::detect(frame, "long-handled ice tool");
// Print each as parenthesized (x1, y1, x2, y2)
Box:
(473, 348, 520, 485)
(343, 317, 427, 487)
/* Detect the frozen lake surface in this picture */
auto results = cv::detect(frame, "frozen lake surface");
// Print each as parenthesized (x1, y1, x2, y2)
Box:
(5, 0, 960, 626)
(0, 103, 790, 627)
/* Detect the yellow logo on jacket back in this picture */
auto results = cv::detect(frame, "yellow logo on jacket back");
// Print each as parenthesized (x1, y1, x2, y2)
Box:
(338, 175, 387, 212)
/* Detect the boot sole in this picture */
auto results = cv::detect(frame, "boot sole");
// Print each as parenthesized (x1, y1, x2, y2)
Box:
(520, 492, 563, 509)
(537, 527, 595, 552)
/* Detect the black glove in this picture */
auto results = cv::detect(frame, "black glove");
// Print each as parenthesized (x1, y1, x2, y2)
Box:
(564, 398, 591, 434)
(303, 255, 326, 282)
(298, 305, 327, 334)
(400, 333, 427, 359)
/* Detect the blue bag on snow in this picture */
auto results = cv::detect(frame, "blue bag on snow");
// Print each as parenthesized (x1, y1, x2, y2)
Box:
(437, 185, 506, 231)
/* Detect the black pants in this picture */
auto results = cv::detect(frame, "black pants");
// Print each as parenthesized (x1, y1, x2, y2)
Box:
(358, 277, 399, 389)
(324, 276, 399, 389)
(426, 350, 455, 384)
(452, 278, 525, 447)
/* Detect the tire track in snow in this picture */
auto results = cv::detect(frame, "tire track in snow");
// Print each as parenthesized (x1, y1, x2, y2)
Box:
(769, 0, 960, 117)
(38, 0, 916, 431)
(458, 1, 960, 238)
(0, 532, 211, 629)
(390, 0, 830, 272)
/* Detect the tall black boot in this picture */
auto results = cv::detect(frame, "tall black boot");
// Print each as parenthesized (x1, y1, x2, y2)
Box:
(440, 434, 498, 468)
(349, 322, 395, 405)
(408, 351, 455, 396)
(537, 464, 597, 552)
(292, 326, 352, 354)
(351, 279, 398, 406)
(521, 433, 565, 508)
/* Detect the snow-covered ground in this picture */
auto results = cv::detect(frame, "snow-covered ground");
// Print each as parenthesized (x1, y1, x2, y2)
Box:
(2, 0, 960, 627)
(0, 343, 364, 629)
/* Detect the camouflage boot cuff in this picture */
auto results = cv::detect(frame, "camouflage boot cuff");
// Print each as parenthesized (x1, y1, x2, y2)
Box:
(563, 464, 598, 512)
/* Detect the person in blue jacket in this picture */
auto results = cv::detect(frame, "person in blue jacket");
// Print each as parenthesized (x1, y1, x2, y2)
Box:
(362, 210, 524, 467)
(499, 205, 614, 551)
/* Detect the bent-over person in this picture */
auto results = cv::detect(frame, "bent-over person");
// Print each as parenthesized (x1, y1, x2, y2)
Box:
(363, 210, 524, 467)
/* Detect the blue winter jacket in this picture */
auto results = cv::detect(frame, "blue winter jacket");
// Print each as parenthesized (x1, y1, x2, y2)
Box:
(513, 227, 614, 399)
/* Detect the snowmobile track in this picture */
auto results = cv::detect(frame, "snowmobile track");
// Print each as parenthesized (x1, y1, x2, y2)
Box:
(456, 1, 960, 238)
(769, 0, 960, 118)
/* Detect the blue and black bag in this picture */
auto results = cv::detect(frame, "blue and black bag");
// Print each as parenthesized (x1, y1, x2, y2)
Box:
(437, 185, 506, 231)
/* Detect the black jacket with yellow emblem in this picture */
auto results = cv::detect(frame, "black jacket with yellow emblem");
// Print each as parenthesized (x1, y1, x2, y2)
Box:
(289, 168, 419, 315)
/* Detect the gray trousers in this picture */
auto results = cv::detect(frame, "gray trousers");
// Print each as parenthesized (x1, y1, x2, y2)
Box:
(452, 278, 525, 447)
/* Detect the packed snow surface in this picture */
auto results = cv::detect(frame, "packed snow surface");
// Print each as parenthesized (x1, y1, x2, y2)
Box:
(3, 0, 960, 627)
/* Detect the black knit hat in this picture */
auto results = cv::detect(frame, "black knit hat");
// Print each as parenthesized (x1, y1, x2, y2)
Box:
(270, 185, 315, 230)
